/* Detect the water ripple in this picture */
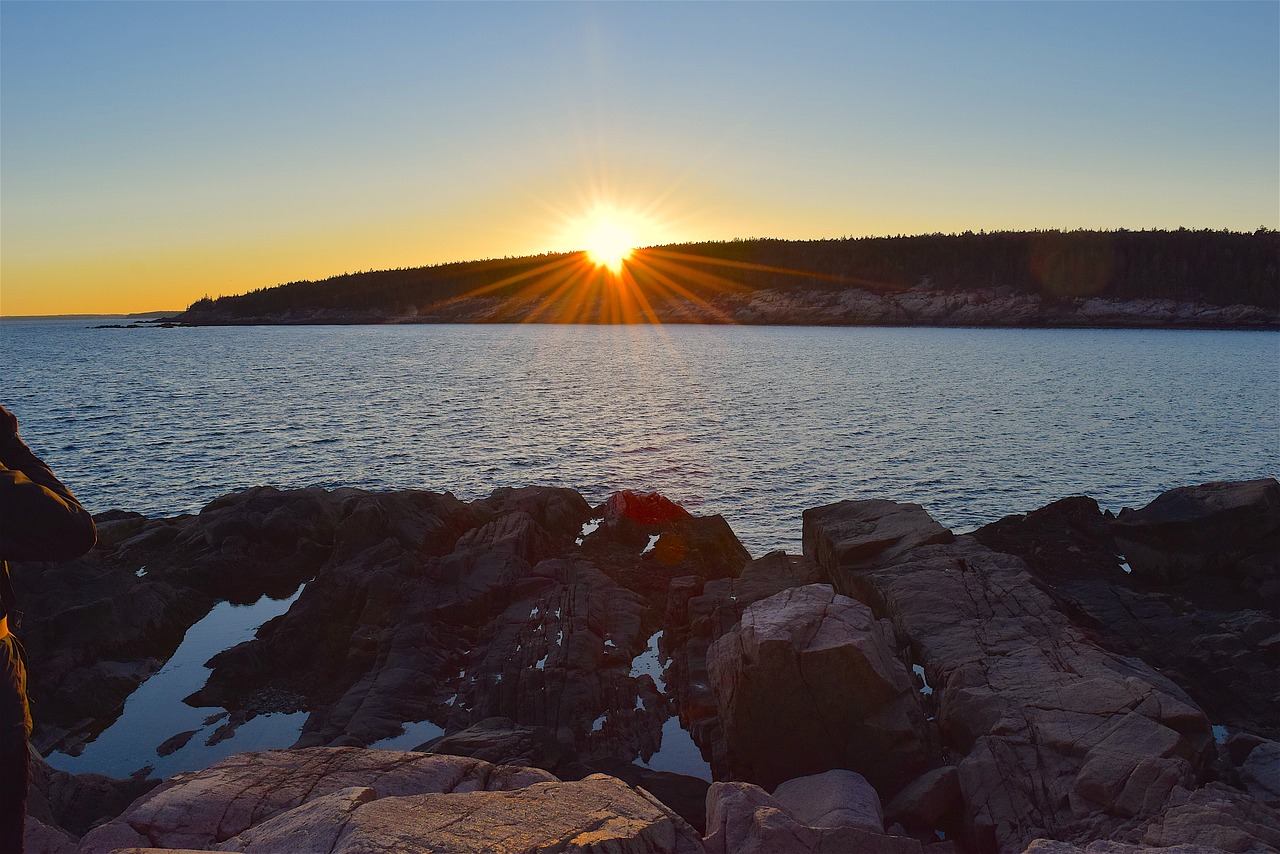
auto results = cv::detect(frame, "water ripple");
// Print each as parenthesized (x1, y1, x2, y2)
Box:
(2, 321, 1277, 556)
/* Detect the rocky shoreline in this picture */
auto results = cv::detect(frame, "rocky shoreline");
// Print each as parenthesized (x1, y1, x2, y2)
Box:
(161, 287, 1280, 329)
(14, 479, 1279, 853)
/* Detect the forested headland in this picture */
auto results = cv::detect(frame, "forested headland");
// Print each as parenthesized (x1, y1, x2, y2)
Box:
(173, 229, 1280, 328)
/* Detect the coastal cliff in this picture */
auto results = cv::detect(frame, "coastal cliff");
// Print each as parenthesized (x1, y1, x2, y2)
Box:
(14, 479, 1279, 853)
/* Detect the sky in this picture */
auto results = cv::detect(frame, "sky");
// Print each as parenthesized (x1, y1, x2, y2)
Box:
(2, 1, 1277, 316)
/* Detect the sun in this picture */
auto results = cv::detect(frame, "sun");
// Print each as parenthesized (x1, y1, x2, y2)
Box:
(583, 219, 635, 274)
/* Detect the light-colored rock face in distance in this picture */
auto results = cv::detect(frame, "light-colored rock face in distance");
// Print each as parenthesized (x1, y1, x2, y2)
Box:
(77, 749, 705, 854)
(803, 501, 1218, 852)
(706, 583, 936, 793)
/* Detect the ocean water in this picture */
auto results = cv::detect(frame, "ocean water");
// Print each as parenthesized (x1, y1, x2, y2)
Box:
(4, 318, 1277, 779)
(3, 318, 1276, 555)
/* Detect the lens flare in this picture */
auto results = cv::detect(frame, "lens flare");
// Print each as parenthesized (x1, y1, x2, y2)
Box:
(583, 220, 635, 273)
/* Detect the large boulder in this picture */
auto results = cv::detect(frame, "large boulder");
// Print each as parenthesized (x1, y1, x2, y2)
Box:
(802, 499, 952, 577)
(703, 779, 922, 854)
(884, 765, 963, 840)
(706, 584, 936, 793)
(1110, 478, 1280, 590)
(584, 491, 753, 607)
(772, 769, 884, 833)
(663, 551, 829, 776)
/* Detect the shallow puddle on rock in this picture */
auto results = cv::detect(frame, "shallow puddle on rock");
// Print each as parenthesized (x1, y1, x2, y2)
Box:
(575, 518, 602, 546)
(641, 715, 713, 781)
(913, 663, 934, 696)
(369, 720, 447, 751)
(631, 631, 713, 781)
(44, 589, 304, 779)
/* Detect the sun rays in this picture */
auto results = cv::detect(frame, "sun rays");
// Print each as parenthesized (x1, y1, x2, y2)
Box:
(426, 182, 890, 326)
(433, 240, 866, 326)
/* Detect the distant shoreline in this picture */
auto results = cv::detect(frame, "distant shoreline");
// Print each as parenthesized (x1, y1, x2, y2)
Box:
(161, 289, 1279, 331)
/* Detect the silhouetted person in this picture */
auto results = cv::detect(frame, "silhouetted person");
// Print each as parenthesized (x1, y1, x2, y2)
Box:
(0, 405, 96, 854)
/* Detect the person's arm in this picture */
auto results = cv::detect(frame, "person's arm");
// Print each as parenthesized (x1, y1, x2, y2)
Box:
(0, 406, 97, 562)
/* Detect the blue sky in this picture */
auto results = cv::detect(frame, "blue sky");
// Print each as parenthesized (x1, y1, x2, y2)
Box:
(2, 1, 1277, 313)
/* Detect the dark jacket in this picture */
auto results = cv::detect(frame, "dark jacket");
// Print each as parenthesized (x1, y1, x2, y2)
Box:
(0, 433, 97, 621)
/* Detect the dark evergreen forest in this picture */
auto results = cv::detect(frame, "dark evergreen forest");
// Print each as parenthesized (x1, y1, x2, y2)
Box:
(184, 229, 1279, 318)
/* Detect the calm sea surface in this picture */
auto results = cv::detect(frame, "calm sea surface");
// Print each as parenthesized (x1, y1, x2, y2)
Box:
(3, 319, 1277, 555)
(3, 318, 1278, 778)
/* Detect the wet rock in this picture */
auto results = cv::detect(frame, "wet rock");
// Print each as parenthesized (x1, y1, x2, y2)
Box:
(188, 489, 484, 744)
(707, 584, 936, 793)
(451, 555, 667, 768)
(154, 730, 197, 757)
(12, 487, 355, 745)
(606, 490, 695, 527)
(77, 747, 556, 852)
(12, 554, 212, 745)
(584, 491, 752, 609)
(470, 485, 593, 547)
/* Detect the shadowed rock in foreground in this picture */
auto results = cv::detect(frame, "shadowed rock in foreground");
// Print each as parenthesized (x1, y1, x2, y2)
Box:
(16, 478, 1279, 853)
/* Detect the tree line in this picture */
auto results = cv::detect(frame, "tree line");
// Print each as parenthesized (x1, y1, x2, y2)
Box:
(184, 229, 1279, 318)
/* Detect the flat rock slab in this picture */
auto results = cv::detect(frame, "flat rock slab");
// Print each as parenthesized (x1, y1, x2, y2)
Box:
(103, 774, 704, 854)
(224, 774, 704, 854)
(77, 747, 556, 853)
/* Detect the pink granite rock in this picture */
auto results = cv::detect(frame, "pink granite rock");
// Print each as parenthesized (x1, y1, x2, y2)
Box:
(703, 780, 922, 854)
(77, 747, 555, 852)
(707, 584, 936, 793)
